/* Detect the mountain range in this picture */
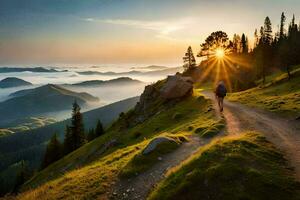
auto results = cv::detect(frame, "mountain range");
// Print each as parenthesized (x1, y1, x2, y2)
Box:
(77, 66, 182, 76)
(0, 67, 67, 73)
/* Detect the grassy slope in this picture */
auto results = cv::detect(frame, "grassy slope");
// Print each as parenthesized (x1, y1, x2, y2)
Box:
(119, 134, 188, 178)
(148, 132, 300, 200)
(228, 67, 300, 118)
(15, 91, 220, 199)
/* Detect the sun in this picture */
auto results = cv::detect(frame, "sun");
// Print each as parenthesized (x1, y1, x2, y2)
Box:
(215, 48, 225, 59)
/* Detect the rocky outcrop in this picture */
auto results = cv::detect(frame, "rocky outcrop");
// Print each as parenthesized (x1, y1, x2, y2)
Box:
(160, 75, 193, 99)
(142, 137, 178, 155)
(127, 74, 194, 126)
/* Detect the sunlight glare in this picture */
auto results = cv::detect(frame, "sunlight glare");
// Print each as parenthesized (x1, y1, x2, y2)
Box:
(215, 48, 225, 59)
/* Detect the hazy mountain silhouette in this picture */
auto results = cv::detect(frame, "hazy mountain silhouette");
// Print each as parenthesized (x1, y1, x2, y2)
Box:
(0, 67, 67, 73)
(0, 84, 99, 126)
(71, 77, 144, 87)
(0, 77, 32, 88)
(77, 66, 182, 76)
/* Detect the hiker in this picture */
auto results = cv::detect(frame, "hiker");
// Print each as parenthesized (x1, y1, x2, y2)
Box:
(215, 81, 227, 112)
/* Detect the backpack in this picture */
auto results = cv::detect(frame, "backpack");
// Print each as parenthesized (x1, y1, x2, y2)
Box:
(217, 84, 227, 97)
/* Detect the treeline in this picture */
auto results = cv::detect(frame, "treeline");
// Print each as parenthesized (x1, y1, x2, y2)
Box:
(253, 13, 300, 83)
(41, 101, 105, 169)
(182, 12, 300, 91)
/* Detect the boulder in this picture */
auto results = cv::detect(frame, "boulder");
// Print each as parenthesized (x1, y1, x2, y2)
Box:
(142, 137, 177, 155)
(160, 75, 193, 99)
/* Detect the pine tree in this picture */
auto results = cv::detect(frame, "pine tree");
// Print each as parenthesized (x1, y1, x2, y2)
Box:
(95, 120, 105, 137)
(87, 128, 96, 141)
(42, 133, 62, 169)
(279, 12, 286, 40)
(183, 46, 196, 71)
(63, 125, 73, 154)
(13, 160, 27, 193)
(232, 34, 241, 53)
(71, 101, 85, 149)
(263, 17, 273, 44)
(254, 29, 259, 48)
(241, 33, 248, 53)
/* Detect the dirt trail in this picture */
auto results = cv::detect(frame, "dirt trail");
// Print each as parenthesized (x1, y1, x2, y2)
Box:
(109, 92, 300, 200)
(109, 135, 217, 200)
(204, 91, 300, 179)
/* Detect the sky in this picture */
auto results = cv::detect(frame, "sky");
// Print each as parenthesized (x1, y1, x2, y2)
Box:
(0, 0, 300, 67)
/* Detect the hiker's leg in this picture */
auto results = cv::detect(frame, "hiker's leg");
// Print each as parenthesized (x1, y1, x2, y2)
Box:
(220, 97, 224, 111)
(217, 96, 221, 111)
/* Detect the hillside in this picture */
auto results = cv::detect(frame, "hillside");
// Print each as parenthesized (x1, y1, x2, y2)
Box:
(71, 77, 144, 87)
(4, 72, 297, 200)
(0, 96, 139, 195)
(0, 77, 32, 88)
(228, 66, 300, 119)
(0, 84, 99, 126)
(6, 75, 220, 199)
(148, 132, 300, 200)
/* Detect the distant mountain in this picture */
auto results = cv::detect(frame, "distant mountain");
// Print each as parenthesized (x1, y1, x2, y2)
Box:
(71, 77, 144, 87)
(77, 66, 183, 76)
(0, 96, 139, 175)
(77, 70, 142, 76)
(0, 77, 32, 88)
(0, 67, 67, 73)
(131, 65, 169, 70)
(0, 84, 99, 126)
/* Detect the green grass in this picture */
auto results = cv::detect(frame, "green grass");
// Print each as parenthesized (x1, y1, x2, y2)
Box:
(15, 90, 221, 199)
(194, 118, 225, 138)
(228, 67, 300, 118)
(120, 134, 188, 178)
(0, 117, 57, 136)
(148, 132, 300, 200)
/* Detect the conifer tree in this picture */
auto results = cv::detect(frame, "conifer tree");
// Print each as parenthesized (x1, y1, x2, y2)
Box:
(263, 16, 273, 44)
(87, 128, 96, 141)
(279, 12, 286, 40)
(95, 119, 105, 137)
(13, 160, 27, 193)
(63, 125, 73, 154)
(241, 34, 248, 53)
(254, 29, 259, 48)
(42, 133, 62, 169)
(71, 101, 85, 149)
(183, 46, 196, 71)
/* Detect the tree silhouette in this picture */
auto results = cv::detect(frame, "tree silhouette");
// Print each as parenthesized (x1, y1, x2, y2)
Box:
(42, 133, 62, 169)
(13, 160, 28, 193)
(70, 101, 85, 149)
(183, 46, 196, 71)
(279, 12, 286, 40)
(241, 34, 248, 54)
(263, 17, 273, 45)
(95, 119, 105, 137)
(87, 128, 96, 142)
(63, 125, 73, 154)
(199, 31, 231, 58)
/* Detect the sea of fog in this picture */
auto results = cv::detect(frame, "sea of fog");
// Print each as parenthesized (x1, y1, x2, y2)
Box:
(0, 65, 177, 104)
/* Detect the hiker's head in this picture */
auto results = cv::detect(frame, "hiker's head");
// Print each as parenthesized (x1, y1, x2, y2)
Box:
(218, 80, 225, 86)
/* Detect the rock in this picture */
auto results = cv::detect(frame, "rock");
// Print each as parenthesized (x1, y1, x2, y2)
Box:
(158, 156, 163, 161)
(160, 75, 193, 99)
(142, 137, 177, 155)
